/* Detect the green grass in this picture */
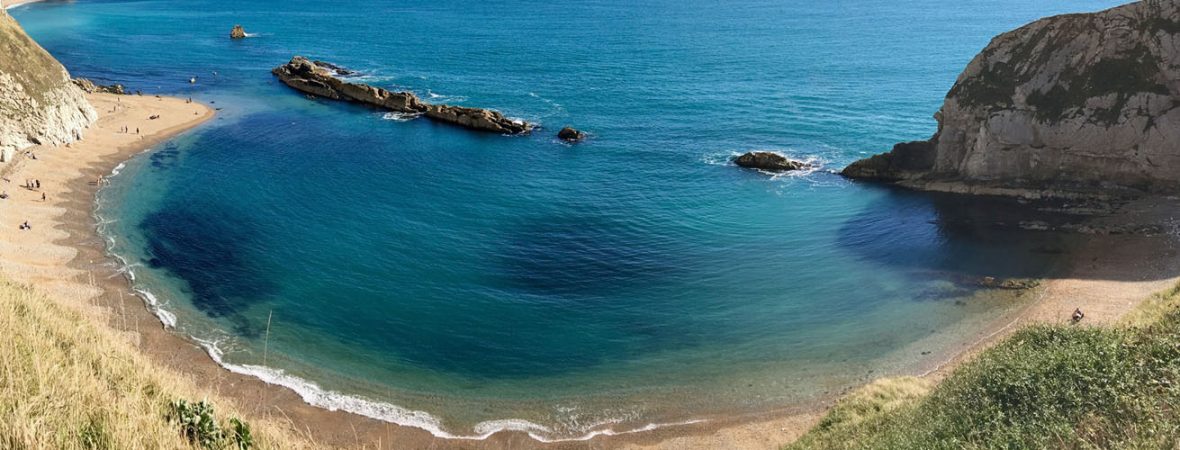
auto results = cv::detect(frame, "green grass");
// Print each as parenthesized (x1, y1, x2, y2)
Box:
(788, 285, 1180, 449)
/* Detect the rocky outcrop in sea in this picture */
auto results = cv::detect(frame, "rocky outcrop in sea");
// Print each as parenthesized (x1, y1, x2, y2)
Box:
(273, 56, 533, 135)
(843, 1, 1180, 198)
(734, 151, 808, 172)
(0, 10, 97, 163)
(558, 127, 586, 142)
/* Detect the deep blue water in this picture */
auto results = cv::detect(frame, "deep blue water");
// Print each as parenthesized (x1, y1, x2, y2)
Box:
(14, 0, 1124, 439)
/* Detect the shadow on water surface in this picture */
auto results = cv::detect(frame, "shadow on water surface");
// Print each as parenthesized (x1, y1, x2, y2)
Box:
(838, 183, 1179, 283)
(141, 205, 276, 337)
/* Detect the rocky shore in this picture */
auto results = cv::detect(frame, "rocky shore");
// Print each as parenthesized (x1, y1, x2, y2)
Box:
(272, 56, 533, 135)
(843, 1, 1180, 199)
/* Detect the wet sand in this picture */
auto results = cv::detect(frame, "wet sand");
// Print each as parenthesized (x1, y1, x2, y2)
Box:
(6, 92, 1180, 449)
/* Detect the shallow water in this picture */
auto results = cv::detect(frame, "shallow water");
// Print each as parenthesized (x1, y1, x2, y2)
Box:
(16, 0, 1124, 439)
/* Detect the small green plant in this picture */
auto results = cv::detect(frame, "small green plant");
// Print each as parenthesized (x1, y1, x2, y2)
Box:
(228, 417, 255, 450)
(78, 414, 112, 450)
(168, 399, 223, 448)
(167, 399, 254, 449)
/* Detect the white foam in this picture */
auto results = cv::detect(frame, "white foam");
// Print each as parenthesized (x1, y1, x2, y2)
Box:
(381, 112, 420, 122)
(110, 162, 126, 176)
(135, 288, 177, 328)
(425, 90, 467, 103)
(527, 92, 565, 115)
(185, 335, 706, 442)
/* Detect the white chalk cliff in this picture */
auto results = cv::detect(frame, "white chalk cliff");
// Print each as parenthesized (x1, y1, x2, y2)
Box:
(843, 0, 1180, 198)
(0, 9, 96, 162)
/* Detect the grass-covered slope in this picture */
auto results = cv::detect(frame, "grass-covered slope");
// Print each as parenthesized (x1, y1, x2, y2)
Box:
(0, 279, 314, 449)
(789, 285, 1180, 449)
(0, 8, 96, 157)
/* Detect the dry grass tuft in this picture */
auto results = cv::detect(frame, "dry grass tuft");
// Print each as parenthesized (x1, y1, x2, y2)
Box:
(0, 278, 315, 449)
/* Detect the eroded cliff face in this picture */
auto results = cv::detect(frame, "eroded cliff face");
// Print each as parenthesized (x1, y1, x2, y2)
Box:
(0, 9, 96, 161)
(844, 0, 1180, 198)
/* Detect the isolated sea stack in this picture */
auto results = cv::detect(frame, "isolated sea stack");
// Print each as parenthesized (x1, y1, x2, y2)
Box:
(0, 9, 97, 163)
(230, 25, 247, 39)
(842, 1, 1180, 198)
(735, 151, 807, 172)
(557, 126, 585, 142)
(272, 56, 533, 135)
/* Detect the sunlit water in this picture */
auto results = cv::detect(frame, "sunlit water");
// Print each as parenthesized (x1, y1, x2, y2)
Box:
(14, 0, 1123, 439)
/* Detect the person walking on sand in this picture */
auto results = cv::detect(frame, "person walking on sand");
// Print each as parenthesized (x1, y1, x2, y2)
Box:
(41, 193, 46, 202)
(35, 180, 40, 189)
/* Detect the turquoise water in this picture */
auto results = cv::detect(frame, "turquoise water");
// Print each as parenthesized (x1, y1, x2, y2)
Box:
(15, 0, 1123, 440)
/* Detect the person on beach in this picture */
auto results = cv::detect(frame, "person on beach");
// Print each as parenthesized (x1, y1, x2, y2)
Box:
(35, 180, 40, 189)
(1072, 308, 1085, 322)
(41, 193, 46, 202)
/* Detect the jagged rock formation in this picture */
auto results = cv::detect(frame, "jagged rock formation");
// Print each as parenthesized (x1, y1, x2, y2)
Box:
(843, 1, 1180, 198)
(230, 25, 246, 39)
(73, 78, 126, 95)
(0, 9, 96, 162)
(557, 126, 586, 142)
(311, 60, 355, 76)
(273, 56, 533, 135)
(734, 151, 808, 172)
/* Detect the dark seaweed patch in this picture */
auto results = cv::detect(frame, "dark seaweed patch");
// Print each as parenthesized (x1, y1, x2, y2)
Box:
(140, 205, 274, 337)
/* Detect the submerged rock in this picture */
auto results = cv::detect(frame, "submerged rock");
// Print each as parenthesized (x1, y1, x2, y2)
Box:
(273, 56, 533, 135)
(978, 277, 1040, 290)
(842, 1, 1180, 198)
(557, 126, 586, 142)
(734, 152, 807, 172)
(230, 25, 247, 39)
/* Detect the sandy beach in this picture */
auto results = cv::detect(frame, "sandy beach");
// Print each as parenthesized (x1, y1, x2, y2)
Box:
(2, 93, 1178, 450)
(1, 0, 44, 9)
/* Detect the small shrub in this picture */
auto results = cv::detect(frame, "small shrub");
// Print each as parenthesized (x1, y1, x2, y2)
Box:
(228, 417, 255, 450)
(167, 399, 257, 450)
(168, 399, 223, 448)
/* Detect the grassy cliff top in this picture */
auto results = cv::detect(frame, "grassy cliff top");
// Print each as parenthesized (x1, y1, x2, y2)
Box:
(0, 277, 316, 449)
(0, 8, 72, 105)
(788, 283, 1180, 449)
